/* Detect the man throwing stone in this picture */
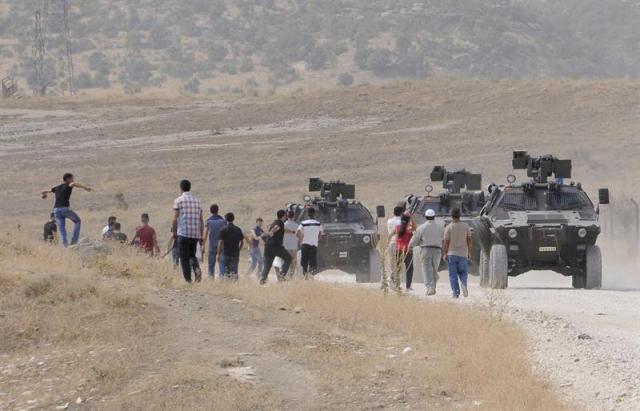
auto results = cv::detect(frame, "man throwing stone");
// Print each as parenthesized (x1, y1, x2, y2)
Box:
(442, 208, 472, 298)
(172, 179, 204, 283)
(260, 209, 292, 284)
(409, 209, 444, 296)
(41, 173, 93, 247)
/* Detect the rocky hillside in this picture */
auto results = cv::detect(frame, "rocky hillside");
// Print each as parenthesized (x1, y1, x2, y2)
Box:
(1, 0, 640, 95)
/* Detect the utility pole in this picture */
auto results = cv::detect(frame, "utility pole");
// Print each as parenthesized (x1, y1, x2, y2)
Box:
(33, 9, 47, 95)
(61, 0, 74, 95)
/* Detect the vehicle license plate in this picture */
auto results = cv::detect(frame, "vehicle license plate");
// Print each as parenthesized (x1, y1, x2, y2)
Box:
(539, 246, 557, 252)
(339, 252, 348, 258)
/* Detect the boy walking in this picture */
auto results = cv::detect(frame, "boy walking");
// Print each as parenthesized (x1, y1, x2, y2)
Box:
(202, 204, 227, 279)
(218, 213, 244, 281)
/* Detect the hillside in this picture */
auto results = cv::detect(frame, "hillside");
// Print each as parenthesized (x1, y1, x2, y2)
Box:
(1, 0, 640, 96)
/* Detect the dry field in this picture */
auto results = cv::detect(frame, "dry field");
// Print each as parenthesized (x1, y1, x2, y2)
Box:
(0, 234, 562, 410)
(2, 79, 640, 410)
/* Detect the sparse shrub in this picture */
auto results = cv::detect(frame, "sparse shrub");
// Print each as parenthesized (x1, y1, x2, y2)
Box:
(337, 72, 354, 86)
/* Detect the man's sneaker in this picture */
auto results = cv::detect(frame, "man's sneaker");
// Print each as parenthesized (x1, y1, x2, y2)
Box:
(452, 293, 459, 299)
(259, 278, 267, 285)
(461, 286, 468, 297)
(426, 287, 436, 296)
(194, 268, 202, 283)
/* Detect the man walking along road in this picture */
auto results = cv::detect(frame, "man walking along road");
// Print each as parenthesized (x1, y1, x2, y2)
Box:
(41, 173, 93, 247)
(218, 213, 244, 281)
(296, 207, 324, 278)
(409, 209, 444, 296)
(172, 180, 204, 283)
(442, 208, 472, 298)
(284, 210, 300, 278)
(202, 204, 227, 279)
(133, 213, 160, 256)
(260, 210, 292, 284)
(43, 213, 57, 242)
(248, 218, 265, 276)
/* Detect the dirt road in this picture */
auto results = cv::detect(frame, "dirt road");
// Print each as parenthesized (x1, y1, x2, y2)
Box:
(317, 269, 640, 411)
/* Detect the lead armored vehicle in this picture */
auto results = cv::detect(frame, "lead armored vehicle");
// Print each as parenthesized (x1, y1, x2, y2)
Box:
(401, 166, 486, 273)
(474, 151, 610, 289)
(288, 178, 385, 283)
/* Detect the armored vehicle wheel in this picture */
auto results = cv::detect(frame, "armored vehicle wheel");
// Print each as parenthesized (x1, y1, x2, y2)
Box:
(572, 274, 586, 289)
(585, 245, 602, 289)
(479, 248, 490, 288)
(489, 245, 508, 289)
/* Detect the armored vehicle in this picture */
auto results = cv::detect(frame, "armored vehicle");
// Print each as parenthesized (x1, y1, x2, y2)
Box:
(474, 151, 610, 289)
(400, 167, 486, 274)
(288, 178, 385, 283)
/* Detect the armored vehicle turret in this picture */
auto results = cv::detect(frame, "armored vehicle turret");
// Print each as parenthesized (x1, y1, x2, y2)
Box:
(400, 167, 486, 275)
(474, 151, 610, 289)
(288, 178, 385, 283)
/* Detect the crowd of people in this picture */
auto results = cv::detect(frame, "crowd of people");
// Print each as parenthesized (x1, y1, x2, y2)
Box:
(42, 173, 473, 298)
(42, 174, 327, 285)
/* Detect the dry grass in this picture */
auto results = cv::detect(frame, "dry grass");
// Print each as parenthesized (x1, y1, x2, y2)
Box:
(201, 279, 563, 410)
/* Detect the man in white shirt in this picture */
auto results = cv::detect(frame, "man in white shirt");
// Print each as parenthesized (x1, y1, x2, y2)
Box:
(283, 210, 300, 278)
(409, 209, 444, 296)
(296, 208, 324, 278)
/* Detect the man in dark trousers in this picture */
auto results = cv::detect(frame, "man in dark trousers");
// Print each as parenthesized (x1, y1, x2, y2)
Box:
(296, 207, 324, 278)
(43, 213, 57, 242)
(202, 204, 227, 279)
(217, 212, 244, 281)
(172, 179, 204, 283)
(41, 173, 93, 247)
(260, 209, 292, 284)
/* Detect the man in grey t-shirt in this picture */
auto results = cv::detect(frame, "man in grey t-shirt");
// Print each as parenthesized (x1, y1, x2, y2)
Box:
(283, 210, 300, 278)
(442, 208, 472, 298)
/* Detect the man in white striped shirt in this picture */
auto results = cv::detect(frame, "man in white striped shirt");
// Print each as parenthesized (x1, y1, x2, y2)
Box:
(296, 208, 324, 278)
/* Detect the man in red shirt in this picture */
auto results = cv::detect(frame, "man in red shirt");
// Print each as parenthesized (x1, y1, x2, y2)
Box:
(133, 213, 160, 256)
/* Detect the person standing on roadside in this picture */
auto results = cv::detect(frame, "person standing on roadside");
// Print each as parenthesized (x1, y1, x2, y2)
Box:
(217, 213, 244, 281)
(260, 210, 292, 284)
(41, 173, 93, 247)
(133, 213, 160, 256)
(247, 218, 265, 277)
(409, 209, 444, 296)
(102, 216, 117, 240)
(442, 208, 472, 298)
(283, 210, 300, 278)
(43, 213, 57, 242)
(172, 179, 204, 283)
(296, 207, 324, 278)
(394, 214, 415, 291)
(202, 204, 227, 279)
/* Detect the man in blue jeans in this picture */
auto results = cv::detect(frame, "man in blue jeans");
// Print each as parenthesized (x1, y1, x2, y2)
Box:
(41, 173, 93, 247)
(442, 208, 472, 298)
(202, 204, 227, 279)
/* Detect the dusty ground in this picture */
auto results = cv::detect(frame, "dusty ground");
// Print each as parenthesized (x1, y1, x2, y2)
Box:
(1, 79, 640, 410)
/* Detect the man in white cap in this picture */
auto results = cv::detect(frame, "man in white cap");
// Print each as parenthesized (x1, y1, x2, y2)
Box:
(409, 209, 444, 295)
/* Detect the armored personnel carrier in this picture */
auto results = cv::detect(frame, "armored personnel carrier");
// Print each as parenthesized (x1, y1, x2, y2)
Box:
(400, 167, 486, 274)
(288, 178, 385, 283)
(474, 151, 610, 289)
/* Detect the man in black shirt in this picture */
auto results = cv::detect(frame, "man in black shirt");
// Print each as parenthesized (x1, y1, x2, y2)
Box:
(43, 213, 57, 242)
(217, 213, 244, 281)
(260, 209, 292, 284)
(41, 173, 93, 247)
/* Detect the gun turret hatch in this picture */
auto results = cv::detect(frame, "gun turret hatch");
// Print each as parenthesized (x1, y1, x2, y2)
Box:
(512, 151, 572, 184)
(308, 178, 356, 202)
(430, 166, 482, 194)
